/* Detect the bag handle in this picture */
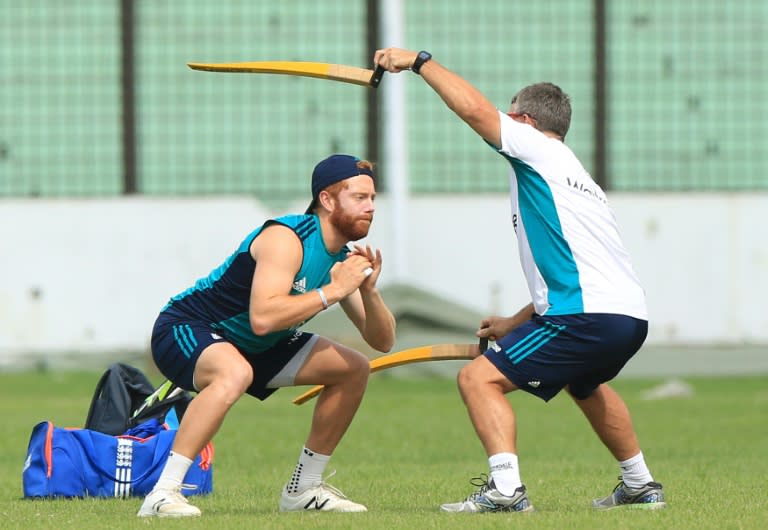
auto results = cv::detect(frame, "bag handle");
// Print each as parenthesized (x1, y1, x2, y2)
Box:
(83, 370, 112, 430)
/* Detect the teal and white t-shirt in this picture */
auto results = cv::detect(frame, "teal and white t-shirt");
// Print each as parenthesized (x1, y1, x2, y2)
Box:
(494, 110, 647, 319)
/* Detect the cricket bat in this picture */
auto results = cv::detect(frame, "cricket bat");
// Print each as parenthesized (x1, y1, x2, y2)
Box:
(187, 61, 385, 88)
(292, 339, 489, 405)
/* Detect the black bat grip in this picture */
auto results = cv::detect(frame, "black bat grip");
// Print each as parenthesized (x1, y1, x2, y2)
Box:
(370, 64, 385, 87)
(479, 337, 489, 353)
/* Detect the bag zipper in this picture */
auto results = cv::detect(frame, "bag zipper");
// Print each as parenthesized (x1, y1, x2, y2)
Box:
(199, 442, 214, 470)
(44, 421, 54, 478)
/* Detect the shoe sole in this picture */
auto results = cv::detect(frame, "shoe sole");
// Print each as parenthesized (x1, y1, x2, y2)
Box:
(498, 503, 535, 513)
(137, 512, 201, 518)
(593, 501, 667, 511)
(280, 507, 367, 513)
(439, 504, 536, 513)
(137, 508, 201, 518)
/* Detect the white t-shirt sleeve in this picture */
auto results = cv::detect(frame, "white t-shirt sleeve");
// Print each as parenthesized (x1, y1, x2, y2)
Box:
(496, 110, 552, 165)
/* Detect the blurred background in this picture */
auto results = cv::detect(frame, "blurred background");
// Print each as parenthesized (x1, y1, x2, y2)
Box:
(1, 1, 766, 373)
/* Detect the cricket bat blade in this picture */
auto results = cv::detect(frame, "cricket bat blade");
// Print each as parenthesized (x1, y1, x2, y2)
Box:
(187, 61, 384, 88)
(291, 343, 481, 405)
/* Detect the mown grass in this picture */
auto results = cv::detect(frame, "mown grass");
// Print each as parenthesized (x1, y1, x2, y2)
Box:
(1, 369, 766, 529)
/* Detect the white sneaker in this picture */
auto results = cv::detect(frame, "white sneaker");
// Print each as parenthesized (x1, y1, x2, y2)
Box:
(137, 487, 202, 517)
(440, 475, 534, 513)
(280, 480, 367, 513)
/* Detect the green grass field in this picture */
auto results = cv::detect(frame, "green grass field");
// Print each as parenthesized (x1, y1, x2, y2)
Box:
(1, 370, 766, 529)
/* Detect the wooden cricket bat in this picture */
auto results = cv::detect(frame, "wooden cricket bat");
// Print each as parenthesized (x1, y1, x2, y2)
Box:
(292, 339, 489, 405)
(187, 61, 385, 88)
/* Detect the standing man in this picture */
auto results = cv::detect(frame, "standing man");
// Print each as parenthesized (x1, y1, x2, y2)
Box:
(374, 48, 665, 513)
(138, 154, 396, 517)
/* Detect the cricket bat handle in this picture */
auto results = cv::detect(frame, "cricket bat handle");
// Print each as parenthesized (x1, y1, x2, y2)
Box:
(370, 65, 385, 88)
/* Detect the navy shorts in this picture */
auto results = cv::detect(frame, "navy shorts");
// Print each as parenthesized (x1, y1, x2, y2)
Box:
(151, 309, 314, 400)
(484, 313, 648, 401)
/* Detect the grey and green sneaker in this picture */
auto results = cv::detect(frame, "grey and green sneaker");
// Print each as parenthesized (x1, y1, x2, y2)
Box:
(592, 479, 666, 510)
(440, 474, 534, 513)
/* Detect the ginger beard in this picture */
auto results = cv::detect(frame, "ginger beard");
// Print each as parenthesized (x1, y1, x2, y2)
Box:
(326, 181, 374, 242)
(329, 204, 372, 241)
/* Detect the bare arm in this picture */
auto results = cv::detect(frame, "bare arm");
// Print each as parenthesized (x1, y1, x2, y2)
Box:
(477, 303, 535, 341)
(373, 48, 502, 147)
(247, 225, 377, 335)
(339, 244, 396, 353)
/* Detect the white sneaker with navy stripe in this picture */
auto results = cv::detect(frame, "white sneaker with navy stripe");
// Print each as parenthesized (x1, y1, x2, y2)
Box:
(279, 480, 367, 512)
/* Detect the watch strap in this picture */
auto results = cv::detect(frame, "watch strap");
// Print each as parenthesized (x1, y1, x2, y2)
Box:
(412, 51, 432, 74)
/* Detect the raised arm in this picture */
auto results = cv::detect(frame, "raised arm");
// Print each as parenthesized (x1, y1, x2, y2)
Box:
(374, 48, 502, 148)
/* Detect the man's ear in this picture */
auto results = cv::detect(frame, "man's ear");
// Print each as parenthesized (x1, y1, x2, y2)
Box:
(318, 189, 335, 212)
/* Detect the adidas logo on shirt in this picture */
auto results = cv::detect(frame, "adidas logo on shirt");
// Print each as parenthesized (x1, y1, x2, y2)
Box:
(292, 277, 307, 293)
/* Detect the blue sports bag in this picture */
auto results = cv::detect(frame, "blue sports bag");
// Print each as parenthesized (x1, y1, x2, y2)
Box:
(22, 419, 213, 498)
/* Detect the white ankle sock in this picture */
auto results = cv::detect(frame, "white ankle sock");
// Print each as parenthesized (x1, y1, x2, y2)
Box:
(155, 451, 193, 491)
(489, 452, 522, 495)
(286, 446, 330, 494)
(619, 452, 653, 488)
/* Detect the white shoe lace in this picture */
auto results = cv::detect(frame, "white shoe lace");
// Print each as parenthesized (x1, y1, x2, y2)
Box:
(318, 481, 350, 500)
(156, 485, 197, 507)
(306, 471, 359, 505)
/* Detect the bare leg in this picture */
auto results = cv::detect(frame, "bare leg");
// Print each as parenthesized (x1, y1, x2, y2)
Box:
(570, 383, 640, 461)
(293, 338, 370, 454)
(457, 356, 519, 455)
(138, 342, 253, 517)
(172, 342, 254, 458)
(278, 338, 371, 512)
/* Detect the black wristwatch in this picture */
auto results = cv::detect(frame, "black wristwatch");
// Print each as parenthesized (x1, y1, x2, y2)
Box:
(411, 50, 432, 74)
